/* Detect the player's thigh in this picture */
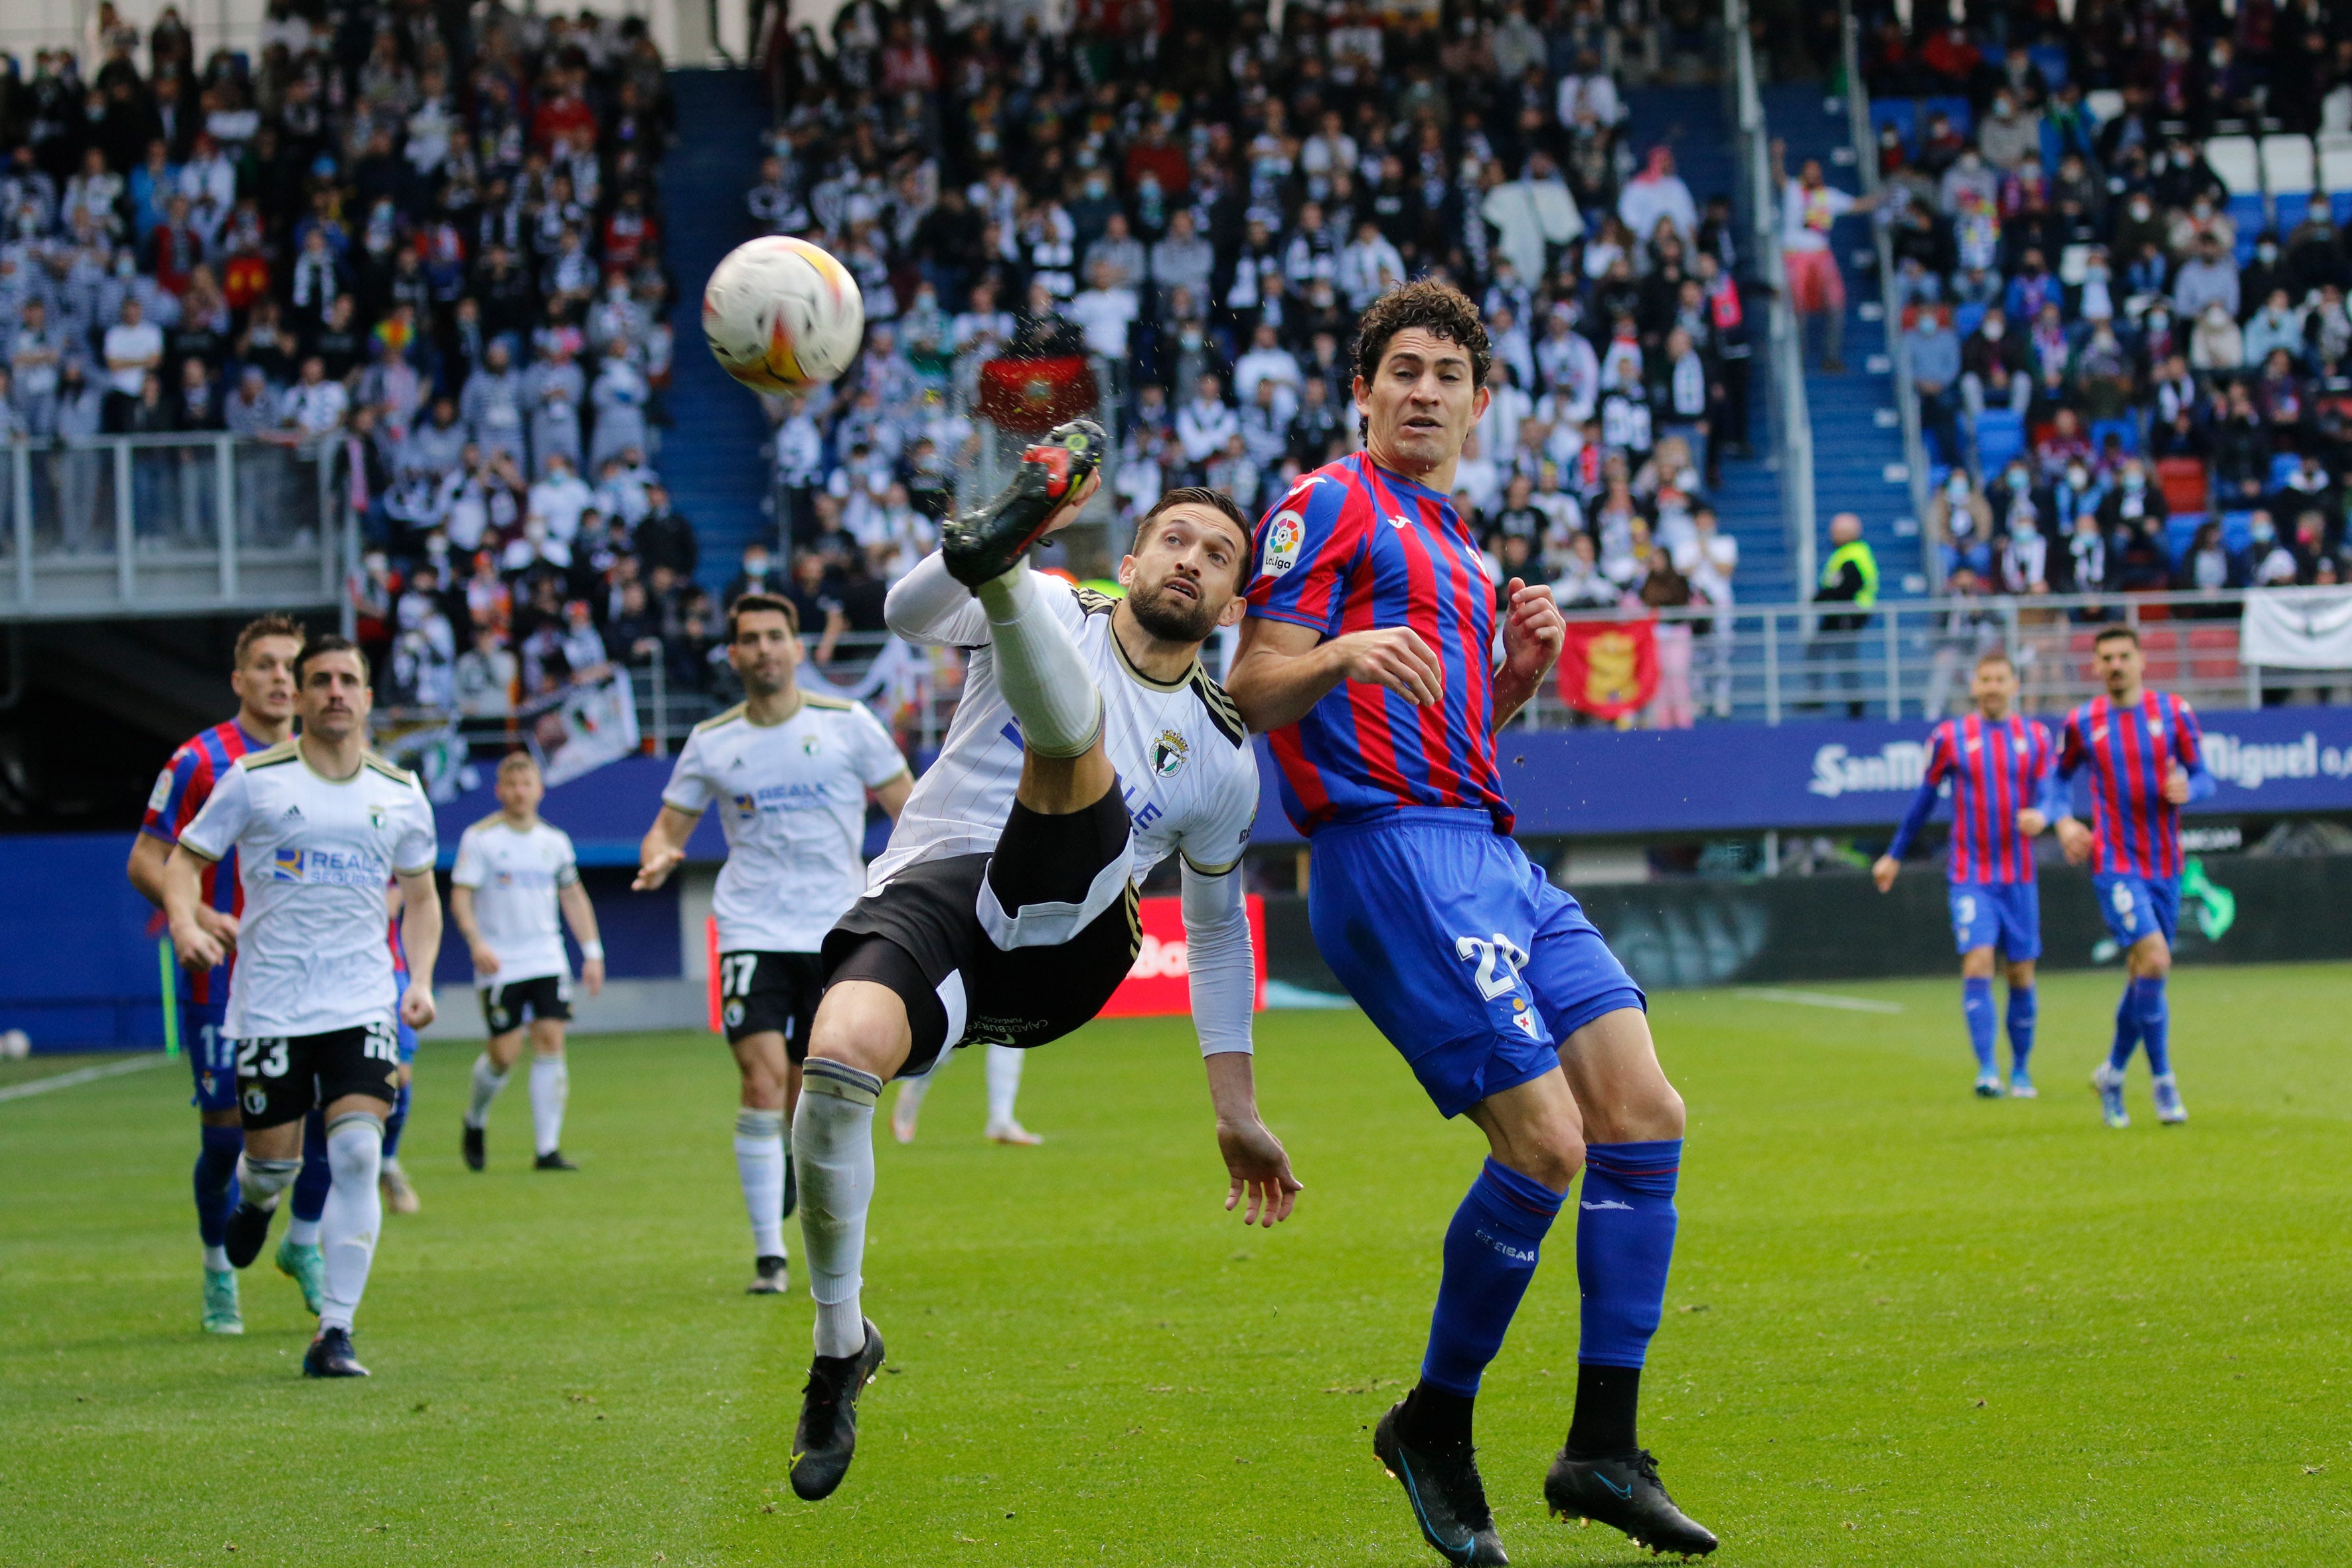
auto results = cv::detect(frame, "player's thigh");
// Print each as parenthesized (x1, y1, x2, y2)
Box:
(1307, 821, 1561, 1118)
(730, 1031, 793, 1103)
(528, 1014, 566, 1056)
(981, 785, 1135, 951)
(1013, 741, 1118, 816)
(2094, 874, 2159, 948)
(311, 1020, 403, 1115)
(804, 978, 914, 1082)
(1948, 884, 1998, 957)
(1462, 1065, 1585, 1192)
(1554, 1006, 1685, 1144)
(719, 952, 803, 1052)
(1994, 882, 2043, 963)
(234, 1032, 314, 1134)
(775, 953, 826, 1066)
(185, 999, 240, 1119)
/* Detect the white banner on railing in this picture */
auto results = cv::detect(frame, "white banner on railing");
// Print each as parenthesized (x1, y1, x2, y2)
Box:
(540, 667, 641, 787)
(2240, 589, 2352, 670)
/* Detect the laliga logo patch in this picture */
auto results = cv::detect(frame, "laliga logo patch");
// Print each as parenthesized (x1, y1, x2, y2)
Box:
(724, 1000, 745, 1029)
(1150, 728, 1190, 779)
(1261, 510, 1305, 579)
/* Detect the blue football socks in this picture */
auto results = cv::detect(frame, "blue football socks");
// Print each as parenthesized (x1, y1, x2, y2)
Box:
(1576, 1139, 1682, 1370)
(2134, 977, 2171, 1077)
(291, 1111, 331, 1227)
(2005, 985, 2037, 1075)
(193, 1124, 242, 1248)
(2108, 980, 2143, 1073)
(383, 1077, 411, 1161)
(1419, 1157, 1565, 1397)
(1961, 977, 1997, 1075)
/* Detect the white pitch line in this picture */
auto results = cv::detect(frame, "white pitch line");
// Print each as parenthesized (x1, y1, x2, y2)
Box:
(1735, 988, 1906, 1015)
(0, 1054, 169, 1103)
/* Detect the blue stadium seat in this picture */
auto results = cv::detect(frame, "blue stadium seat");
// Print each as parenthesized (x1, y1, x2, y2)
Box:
(2270, 452, 2304, 489)
(2088, 417, 2138, 456)
(2028, 46, 2069, 90)
(2335, 191, 2352, 226)
(1871, 99, 1918, 156)
(1954, 300, 1988, 339)
(2227, 196, 2268, 262)
(1974, 409, 2025, 471)
(1924, 95, 1973, 138)
(2165, 514, 2205, 564)
(2220, 510, 2255, 554)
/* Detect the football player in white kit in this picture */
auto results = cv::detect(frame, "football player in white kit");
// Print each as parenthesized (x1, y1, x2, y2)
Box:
(161, 636, 442, 1378)
(634, 593, 913, 1294)
(785, 425, 1302, 1504)
(449, 752, 606, 1172)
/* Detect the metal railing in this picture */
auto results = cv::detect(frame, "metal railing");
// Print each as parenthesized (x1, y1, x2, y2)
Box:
(1727, 0, 1816, 595)
(1520, 587, 2343, 728)
(1840, 0, 1936, 592)
(0, 433, 346, 621)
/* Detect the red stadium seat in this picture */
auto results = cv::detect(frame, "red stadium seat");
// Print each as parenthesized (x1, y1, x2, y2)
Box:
(2139, 627, 2184, 651)
(2191, 659, 2240, 680)
(2069, 631, 2098, 655)
(2143, 658, 2181, 681)
(2156, 457, 2209, 514)
(2186, 626, 2238, 650)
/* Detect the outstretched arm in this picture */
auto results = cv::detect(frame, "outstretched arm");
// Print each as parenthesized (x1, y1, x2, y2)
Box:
(1183, 859, 1300, 1227)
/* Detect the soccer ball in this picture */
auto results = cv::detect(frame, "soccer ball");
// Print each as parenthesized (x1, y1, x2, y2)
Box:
(0, 1028, 28, 1060)
(701, 235, 865, 394)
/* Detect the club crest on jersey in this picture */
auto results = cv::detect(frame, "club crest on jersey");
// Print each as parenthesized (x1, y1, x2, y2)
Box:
(368, 803, 387, 831)
(803, 736, 821, 755)
(1149, 728, 1190, 779)
(1261, 509, 1305, 579)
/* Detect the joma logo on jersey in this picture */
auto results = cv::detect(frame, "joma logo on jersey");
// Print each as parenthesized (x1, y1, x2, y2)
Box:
(1149, 728, 1190, 779)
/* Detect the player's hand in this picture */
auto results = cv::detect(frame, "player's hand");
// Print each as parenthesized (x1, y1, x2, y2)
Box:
(1217, 1116, 1302, 1228)
(1336, 626, 1446, 705)
(1870, 854, 1899, 892)
(171, 913, 231, 973)
(1498, 578, 1565, 691)
(194, 905, 240, 950)
(582, 957, 605, 996)
(1038, 469, 1103, 539)
(2016, 807, 2048, 838)
(2055, 817, 2094, 865)
(633, 843, 686, 891)
(2162, 765, 2191, 805)
(470, 941, 501, 976)
(400, 979, 437, 1030)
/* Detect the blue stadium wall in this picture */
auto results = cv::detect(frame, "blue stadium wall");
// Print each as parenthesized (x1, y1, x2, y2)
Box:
(9, 710, 2352, 1051)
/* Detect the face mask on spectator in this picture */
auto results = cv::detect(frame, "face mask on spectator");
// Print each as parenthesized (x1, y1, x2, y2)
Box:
(2067, 465, 2088, 490)
(2129, 198, 2152, 220)
(2123, 469, 2146, 491)
(2257, 243, 2278, 264)
(1946, 474, 1970, 502)
(2252, 518, 2276, 544)
(1981, 319, 2003, 340)
(2007, 467, 2030, 493)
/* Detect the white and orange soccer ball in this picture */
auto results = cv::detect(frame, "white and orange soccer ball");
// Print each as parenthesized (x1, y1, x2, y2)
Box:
(701, 236, 865, 394)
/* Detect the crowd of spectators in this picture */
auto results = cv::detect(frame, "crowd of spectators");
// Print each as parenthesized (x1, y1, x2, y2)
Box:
(1863, 0, 2352, 602)
(747, 0, 1755, 653)
(0, 1, 710, 718)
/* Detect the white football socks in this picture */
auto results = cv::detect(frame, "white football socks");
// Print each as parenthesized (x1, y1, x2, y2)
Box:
(734, 1107, 786, 1259)
(236, 1154, 299, 1210)
(975, 566, 1103, 757)
(529, 1056, 569, 1156)
(985, 1044, 1025, 1129)
(319, 1115, 384, 1334)
(287, 1214, 321, 1247)
(796, 1059, 880, 1359)
(465, 1054, 510, 1129)
(202, 1243, 229, 1272)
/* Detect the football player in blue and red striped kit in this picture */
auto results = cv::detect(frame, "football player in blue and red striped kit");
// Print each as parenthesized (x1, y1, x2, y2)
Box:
(125, 615, 329, 1332)
(1873, 651, 2063, 1098)
(2055, 625, 2215, 1129)
(1229, 281, 1715, 1562)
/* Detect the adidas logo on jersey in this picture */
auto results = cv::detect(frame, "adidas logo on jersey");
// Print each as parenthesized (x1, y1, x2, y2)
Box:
(280, 804, 304, 821)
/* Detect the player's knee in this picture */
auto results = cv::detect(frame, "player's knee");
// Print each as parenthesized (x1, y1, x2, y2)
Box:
(1519, 1130, 1585, 1193)
(806, 986, 909, 1082)
(1960, 948, 1996, 979)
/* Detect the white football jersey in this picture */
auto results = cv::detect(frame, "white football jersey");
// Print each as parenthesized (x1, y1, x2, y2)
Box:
(661, 692, 909, 953)
(873, 582, 1259, 888)
(179, 741, 437, 1040)
(449, 815, 580, 984)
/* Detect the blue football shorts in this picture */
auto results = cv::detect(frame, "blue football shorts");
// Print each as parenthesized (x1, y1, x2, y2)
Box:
(1947, 881, 2042, 961)
(183, 994, 239, 1113)
(1306, 809, 1646, 1119)
(2094, 872, 2180, 948)
(393, 967, 418, 1063)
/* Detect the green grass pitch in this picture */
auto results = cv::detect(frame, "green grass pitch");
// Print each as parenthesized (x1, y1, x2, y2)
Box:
(3, 963, 2346, 1566)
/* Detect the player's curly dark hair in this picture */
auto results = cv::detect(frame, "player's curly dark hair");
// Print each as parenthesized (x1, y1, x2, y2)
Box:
(1352, 279, 1492, 395)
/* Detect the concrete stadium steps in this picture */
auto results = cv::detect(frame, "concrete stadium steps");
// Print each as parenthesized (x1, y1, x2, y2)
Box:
(659, 68, 775, 595)
(1619, 82, 1796, 605)
(1762, 84, 1924, 597)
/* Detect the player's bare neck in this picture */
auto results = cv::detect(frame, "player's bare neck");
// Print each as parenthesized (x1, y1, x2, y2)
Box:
(1366, 443, 1454, 499)
(297, 732, 364, 782)
(744, 684, 804, 727)
(1111, 602, 1198, 686)
(238, 707, 294, 745)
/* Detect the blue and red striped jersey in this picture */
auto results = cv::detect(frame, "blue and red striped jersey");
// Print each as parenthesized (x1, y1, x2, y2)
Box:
(1920, 714, 2055, 884)
(140, 720, 264, 1004)
(2058, 692, 2205, 878)
(1246, 455, 1510, 835)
